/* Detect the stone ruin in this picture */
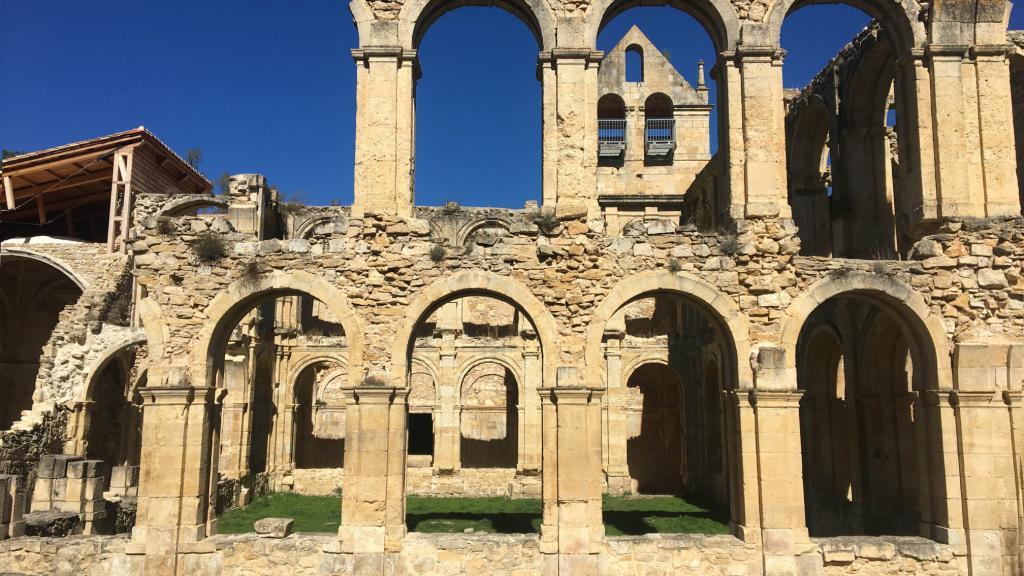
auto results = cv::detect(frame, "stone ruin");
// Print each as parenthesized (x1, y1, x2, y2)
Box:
(1, 2, 1024, 575)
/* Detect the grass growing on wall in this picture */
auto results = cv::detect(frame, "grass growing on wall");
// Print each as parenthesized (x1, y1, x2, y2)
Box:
(217, 493, 729, 536)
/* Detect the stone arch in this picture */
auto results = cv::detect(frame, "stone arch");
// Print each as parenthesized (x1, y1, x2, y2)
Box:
(76, 336, 146, 472)
(762, 0, 923, 53)
(585, 270, 751, 390)
(156, 195, 229, 217)
(288, 352, 349, 395)
(190, 270, 364, 389)
(409, 357, 439, 409)
(455, 354, 525, 400)
(455, 217, 513, 246)
(392, 271, 560, 388)
(397, 0, 557, 50)
(79, 332, 147, 404)
(621, 354, 682, 386)
(0, 247, 88, 290)
(780, 273, 952, 391)
(584, 0, 741, 54)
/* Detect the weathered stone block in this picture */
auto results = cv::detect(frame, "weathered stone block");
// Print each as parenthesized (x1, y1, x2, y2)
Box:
(254, 517, 294, 538)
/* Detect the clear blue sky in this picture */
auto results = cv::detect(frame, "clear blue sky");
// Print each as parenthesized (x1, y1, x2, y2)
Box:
(2, 1, 1022, 208)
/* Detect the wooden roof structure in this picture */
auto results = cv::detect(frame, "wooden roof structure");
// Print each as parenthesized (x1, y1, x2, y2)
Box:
(0, 127, 211, 248)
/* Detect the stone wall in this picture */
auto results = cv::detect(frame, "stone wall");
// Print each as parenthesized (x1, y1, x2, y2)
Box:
(0, 533, 965, 575)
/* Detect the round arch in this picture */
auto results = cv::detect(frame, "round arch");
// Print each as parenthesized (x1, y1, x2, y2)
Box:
(456, 217, 513, 246)
(190, 270, 365, 389)
(391, 271, 560, 388)
(287, 353, 349, 402)
(787, 95, 831, 183)
(763, 0, 923, 54)
(620, 354, 683, 387)
(80, 332, 147, 404)
(0, 248, 88, 291)
(156, 195, 229, 218)
(584, 270, 751, 390)
(455, 354, 526, 401)
(780, 273, 952, 390)
(398, 0, 557, 50)
(584, 0, 741, 54)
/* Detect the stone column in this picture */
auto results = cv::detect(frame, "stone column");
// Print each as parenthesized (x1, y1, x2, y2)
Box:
(540, 367, 604, 576)
(434, 345, 459, 473)
(751, 347, 808, 574)
(339, 384, 408, 572)
(134, 382, 215, 576)
(726, 47, 790, 220)
(602, 336, 630, 494)
(351, 47, 417, 217)
(969, 45, 1021, 216)
(218, 339, 251, 481)
(521, 342, 542, 473)
(539, 49, 601, 216)
(952, 343, 1024, 575)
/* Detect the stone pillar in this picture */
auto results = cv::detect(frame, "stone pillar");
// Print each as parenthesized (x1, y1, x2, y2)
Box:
(539, 49, 601, 216)
(134, 384, 215, 576)
(521, 341, 542, 473)
(540, 367, 604, 576)
(726, 47, 790, 220)
(724, 389, 761, 543)
(339, 384, 408, 572)
(751, 346, 808, 574)
(0, 474, 25, 540)
(969, 45, 1021, 216)
(602, 335, 630, 494)
(351, 47, 417, 217)
(219, 339, 251, 481)
(434, 345, 459, 473)
(953, 343, 1024, 575)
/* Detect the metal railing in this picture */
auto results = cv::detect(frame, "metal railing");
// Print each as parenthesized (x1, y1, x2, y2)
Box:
(598, 119, 627, 143)
(645, 118, 675, 144)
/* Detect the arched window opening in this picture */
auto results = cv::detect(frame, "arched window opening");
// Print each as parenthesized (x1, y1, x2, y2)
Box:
(782, 8, 911, 259)
(414, 8, 541, 208)
(796, 295, 937, 538)
(601, 293, 734, 535)
(211, 292, 347, 514)
(0, 255, 83, 430)
(460, 361, 519, 468)
(596, 9, 719, 233)
(644, 93, 675, 160)
(83, 351, 144, 480)
(405, 291, 541, 531)
(625, 45, 645, 82)
(294, 361, 346, 470)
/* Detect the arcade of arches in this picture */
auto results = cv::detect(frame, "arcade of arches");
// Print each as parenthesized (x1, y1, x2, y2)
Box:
(3, 0, 1024, 574)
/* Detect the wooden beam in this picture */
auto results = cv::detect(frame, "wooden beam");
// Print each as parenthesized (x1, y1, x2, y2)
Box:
(9, 170, 113, 202)
(36, 196, 47, 224)
(3, 176, 13, 210)
(3, 190, 109, 219)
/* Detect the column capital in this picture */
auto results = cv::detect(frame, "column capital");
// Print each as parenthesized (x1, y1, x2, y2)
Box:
(351, 46, 418, 64)
(137, 386, 214, 406)
(540, 386, 605, 405)
(748, 388, 803, 408)
(350, 385, 409, 405)
(537, 48, 603, 65)
(949, 389, 1002, 407)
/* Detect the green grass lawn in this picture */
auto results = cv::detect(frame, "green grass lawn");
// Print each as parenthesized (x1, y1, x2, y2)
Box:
(217, 493, 729, 536)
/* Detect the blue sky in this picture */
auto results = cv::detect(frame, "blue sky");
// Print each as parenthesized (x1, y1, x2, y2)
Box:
(2, 1, 1022, 208)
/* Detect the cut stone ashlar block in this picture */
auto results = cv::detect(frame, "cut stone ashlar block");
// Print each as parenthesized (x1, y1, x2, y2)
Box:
(37, 454, 83, 479)
(0, 474, 26, 540)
